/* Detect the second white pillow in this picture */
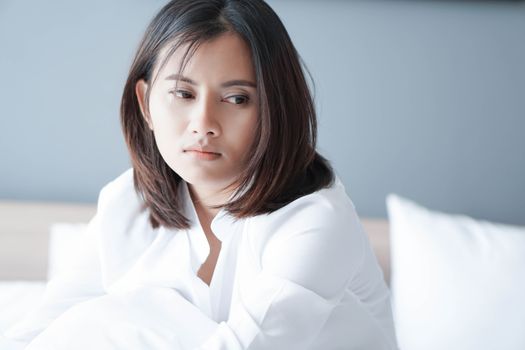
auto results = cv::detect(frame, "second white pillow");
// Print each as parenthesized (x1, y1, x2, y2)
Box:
(386, 194, 525, 350)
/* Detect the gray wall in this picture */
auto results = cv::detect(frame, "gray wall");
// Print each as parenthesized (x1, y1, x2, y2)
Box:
(1, 0, 524, 225)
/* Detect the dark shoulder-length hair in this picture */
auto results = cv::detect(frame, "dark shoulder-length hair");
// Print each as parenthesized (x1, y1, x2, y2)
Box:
(120, 0, 334, 230)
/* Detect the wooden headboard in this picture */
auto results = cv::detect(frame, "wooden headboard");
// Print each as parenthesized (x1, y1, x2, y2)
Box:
(0, 200, 391, 284)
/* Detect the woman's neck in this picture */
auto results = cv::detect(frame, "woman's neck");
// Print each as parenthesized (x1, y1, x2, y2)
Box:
(187, 183, 226, 229)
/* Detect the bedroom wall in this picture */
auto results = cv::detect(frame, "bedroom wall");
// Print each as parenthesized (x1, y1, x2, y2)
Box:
(1, 0, 524, 225)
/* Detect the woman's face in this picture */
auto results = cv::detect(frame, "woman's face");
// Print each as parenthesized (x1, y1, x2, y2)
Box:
(136, 32, 258, 197)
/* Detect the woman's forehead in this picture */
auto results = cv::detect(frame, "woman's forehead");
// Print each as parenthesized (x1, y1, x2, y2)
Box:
(155, 32, 256, 81)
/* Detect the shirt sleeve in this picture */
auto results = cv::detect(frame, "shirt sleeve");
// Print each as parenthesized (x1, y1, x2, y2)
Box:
(198, 198, 363, 350)
(3, 195, 107, 346)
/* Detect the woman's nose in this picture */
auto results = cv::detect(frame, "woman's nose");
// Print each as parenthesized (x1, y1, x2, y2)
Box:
(189, 96, 221, 137)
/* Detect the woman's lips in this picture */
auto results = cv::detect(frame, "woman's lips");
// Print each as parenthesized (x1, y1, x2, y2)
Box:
(184, 150, 221, 160)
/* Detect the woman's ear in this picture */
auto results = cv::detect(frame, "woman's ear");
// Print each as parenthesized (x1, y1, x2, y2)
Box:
(135, 79, 154, 130)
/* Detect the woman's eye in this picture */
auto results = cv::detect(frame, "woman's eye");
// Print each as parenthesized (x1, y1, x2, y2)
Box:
(172, 90, 194, 99)
(224, 95, 249, 105)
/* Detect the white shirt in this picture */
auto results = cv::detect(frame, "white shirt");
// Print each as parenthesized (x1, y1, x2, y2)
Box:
(5, 168, 398, 349)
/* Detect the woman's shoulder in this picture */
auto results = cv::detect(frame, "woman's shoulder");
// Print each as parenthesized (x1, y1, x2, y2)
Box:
(247, 175, 365, 254)
(242, 176, 368, 298)
(95, 167, 148, 230)
(97, 167, 135, 202)
(96, 168, 140, 210)
(253, 175, 358, 228)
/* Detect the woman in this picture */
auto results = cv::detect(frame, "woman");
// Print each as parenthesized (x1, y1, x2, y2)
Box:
(5, 0, 398, 348)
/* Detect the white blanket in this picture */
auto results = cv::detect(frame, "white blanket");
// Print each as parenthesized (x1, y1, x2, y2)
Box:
(0, 281, 46, 350)
(0, 282, 46, 331)
(21, 286, 220, 350)
(0, 333, 26, 350)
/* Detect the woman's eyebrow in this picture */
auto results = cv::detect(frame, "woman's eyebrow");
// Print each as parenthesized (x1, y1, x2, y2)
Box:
(165, 73, 256, 88)
(221, 79, 257, 88)
(165, 73, 196, 85)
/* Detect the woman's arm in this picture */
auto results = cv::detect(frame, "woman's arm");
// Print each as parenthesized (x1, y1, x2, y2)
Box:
(197, 201, 363, 349)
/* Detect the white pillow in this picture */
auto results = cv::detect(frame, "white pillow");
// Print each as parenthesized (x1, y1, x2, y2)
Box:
(47, 223, 88, 281)
(386, 194, 525, 350)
